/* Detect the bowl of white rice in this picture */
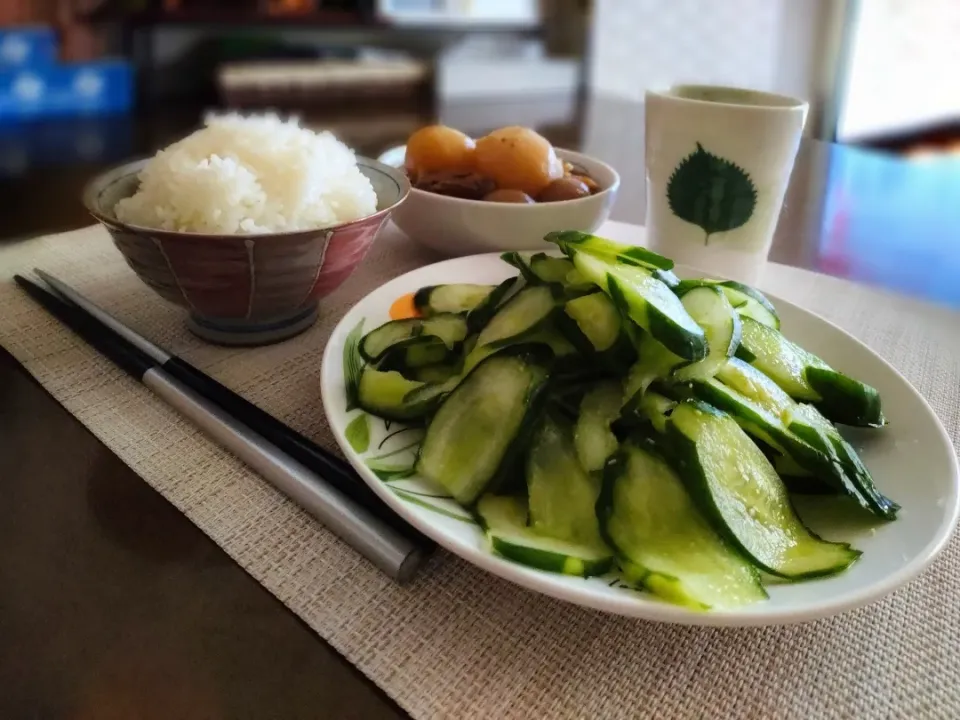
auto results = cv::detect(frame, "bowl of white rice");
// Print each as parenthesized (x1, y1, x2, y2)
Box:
(83, 113, 409, 345)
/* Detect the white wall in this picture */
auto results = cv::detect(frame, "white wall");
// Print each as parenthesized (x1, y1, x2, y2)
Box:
(587, 0, 842, 120)
(838, 0, 960, 140)
(589, 0, 781, 100)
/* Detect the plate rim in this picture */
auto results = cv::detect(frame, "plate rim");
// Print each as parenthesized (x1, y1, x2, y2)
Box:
(321, 252, 960, 627)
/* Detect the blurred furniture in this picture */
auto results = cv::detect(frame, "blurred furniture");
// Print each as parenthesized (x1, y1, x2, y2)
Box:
(217, 57, 429, 107)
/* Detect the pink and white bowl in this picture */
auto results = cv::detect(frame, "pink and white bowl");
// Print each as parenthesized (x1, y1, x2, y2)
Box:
(83, 156, 409, 345)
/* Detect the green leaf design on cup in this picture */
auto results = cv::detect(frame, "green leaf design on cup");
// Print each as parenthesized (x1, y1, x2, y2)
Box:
(666, 143, 757, 244)
(345, 412, 370, 453)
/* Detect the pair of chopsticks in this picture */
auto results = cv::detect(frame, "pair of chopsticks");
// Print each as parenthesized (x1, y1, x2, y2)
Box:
(13, 271, 433, 583)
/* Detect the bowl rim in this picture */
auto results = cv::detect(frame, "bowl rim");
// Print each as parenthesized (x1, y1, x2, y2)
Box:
(378, 145, 621, 210)
(82, 154, 411, 241)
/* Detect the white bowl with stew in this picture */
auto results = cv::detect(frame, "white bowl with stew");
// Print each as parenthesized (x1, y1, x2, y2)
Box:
(377, 145, 620, 256)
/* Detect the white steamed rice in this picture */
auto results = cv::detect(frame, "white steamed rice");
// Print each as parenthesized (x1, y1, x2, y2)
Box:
(114, 112, 378, 234)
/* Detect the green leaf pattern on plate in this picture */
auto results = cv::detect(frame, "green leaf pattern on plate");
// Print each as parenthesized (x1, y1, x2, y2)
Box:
(344, 413, 370, 453)
(666, 142, 757, 245)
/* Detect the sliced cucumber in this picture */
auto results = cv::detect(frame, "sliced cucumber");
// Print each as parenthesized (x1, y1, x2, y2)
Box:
(527, 415, 610, 550)
(414, 284, 494, 316)
(635, 391, 677, 433)
(599, 441, 766, 609)
(359, 318, 420, 362)
(500, 251, 539, 284)
(529, 253, 577, 285)
(377, 338, 451, 373)
(672, 286, 741, 382)
(563, 292, 621, 352)
(360, 314, 468, 362)
(686, 376, 807, 455)
(785, 403, 899, 518)
(520, 323, 579, 359)
(356, 367, 437, 421)
(546, 231, 680, 288)
(546, 230, 674, 271)
(557, 292, 637, 373)
(666, 400, 860, 579)
(570, 250, 707, 361)
(622, 332, 686, 406)
(622, 287, 740, 400)
(411, 362, 461, 384)
(715, 357, 794, 416)
(476, 285, 557, 349)
(806, 366, 886, 428)
(466, 277, 517, 333)
(573, 381, 622, 473)
(772, 454, 836, 495)
(738, 317, 884, 427)
(416, 345, 551, 505)
(463, 285, 558, 372)
(685, 365, 889, 516)
(677, 279, 780, 330)
(476, 495, 614, 577)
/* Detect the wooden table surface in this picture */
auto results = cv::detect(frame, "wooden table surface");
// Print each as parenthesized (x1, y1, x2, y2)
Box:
(1, 92, 958, 719)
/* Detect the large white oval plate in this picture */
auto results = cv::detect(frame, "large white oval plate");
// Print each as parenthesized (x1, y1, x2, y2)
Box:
(321, 253, 959, 626)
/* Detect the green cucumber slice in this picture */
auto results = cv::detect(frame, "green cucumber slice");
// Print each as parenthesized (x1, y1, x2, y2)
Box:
(564, 292, 621, 352)
(573, 381, 622, 473)
(463, 285, 557, 372)
(476, 285, 557, 349)
(805, 366, 885, 428)
(476, 495, 614, 577)
(360, 314, 468, 362)
(545, 230, 674, 271)
(527, 415, 609, 551)
(621, 286, 739, 410)
(685, 364, 895, 518)
(414, 284, 494, 316)
(558, 292, 637, 373)
(635, 391, 677, 433)
(714, 357, 794, 416)
(785, 403, 899, 518)
(672, 286, 742, 382)
(356, 367, 436, 422)
(622, 332, 686, 405)
(529, 253, 577, 285)
(666, 400, 861, 579)
(411, 362, 461, 384)
(738, 317, 884, 427)
(466, 277, 517, 332)
(359, 318, 421, 362)
(570, 251, 707, 361)
(599, 442, 766, 609)
(500, 251, 540, 284)
(677, 279, 780, 330)
(416, 345, 551, 505)
(520, 324, 578, 359)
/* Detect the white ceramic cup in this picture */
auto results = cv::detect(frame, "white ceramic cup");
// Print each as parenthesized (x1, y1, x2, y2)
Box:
(645, 85, 808, 285)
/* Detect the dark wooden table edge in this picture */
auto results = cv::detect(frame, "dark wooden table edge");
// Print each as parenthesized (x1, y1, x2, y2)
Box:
(0, 342, 413, 720)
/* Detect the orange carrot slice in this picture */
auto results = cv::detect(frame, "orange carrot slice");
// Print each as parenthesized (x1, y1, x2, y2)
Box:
(389, 292, 420, 320)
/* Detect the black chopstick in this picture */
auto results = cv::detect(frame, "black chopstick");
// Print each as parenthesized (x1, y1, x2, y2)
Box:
(14, 275, 434, 582)
(31, 270, 431, 547)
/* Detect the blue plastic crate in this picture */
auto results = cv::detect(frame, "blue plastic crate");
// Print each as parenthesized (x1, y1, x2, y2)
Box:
(0, 26, 57, 70)
(0, 60, 134, 122)
(0, 115, 134, 178)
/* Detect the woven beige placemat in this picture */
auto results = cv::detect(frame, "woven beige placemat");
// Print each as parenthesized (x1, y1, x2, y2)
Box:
(2, 223, 960, 720)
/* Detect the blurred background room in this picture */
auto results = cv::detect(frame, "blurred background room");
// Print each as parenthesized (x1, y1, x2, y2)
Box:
(2, 0, 958, 297)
